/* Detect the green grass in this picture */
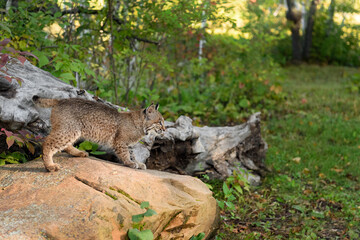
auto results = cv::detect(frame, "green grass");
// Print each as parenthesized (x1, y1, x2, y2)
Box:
(213, 65, 360, 239)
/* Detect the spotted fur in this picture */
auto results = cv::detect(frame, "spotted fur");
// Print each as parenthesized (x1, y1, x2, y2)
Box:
(33, 96, 165, 172)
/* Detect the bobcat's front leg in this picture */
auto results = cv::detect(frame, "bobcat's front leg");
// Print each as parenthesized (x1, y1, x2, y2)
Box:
(113, 143, 146, 170)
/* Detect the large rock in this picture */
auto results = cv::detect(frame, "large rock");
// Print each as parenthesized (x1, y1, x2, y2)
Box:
(0, 154, 219, 239)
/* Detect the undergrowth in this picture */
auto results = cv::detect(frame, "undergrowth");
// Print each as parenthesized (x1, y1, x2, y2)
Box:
(211, 65, 360, 239)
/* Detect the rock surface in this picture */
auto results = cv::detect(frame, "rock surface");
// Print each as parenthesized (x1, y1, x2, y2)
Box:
(0, 154, 219, 240)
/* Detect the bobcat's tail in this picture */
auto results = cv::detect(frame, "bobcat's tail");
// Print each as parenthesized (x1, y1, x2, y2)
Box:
(32, 95, 59, 108)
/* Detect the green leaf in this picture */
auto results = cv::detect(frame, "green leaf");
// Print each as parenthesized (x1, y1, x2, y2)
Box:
(132, 214, 145, 223)
(90, 142, 99, 151)
(292, 205, 305, 213)
(225, 201, 235, 210)
(0, 23, 12, 35)
(90, 151, 106, 155)
(190, 232, 205, 240)
(59, 72, 75, 81)
(222, 182, 230, 196)
(311, 210, 325, 219)
(85, 67, 96, 77)
(233, 184, 243, 195)
(127, 229, 154, 240)
(144, 209, 157, 217)
(25, 142, 35, 155)
(4, 157, 20, 164)
(63, 2, 72, 7)
(226, 194, 236, 202)
(140, 201, 150, 209)
(6, 136, 15, 148)
(217, 200, 224, 210)
(79, 141, 93, 151)
(54, 12, 62, 18)
(70, 63, 81, 72)
(239, 98, 249, 108)
(11, 152, 27, 163)
(55, 61, 64, 71)
(38, 53, 49, 67)
(0, 159, 5, 166)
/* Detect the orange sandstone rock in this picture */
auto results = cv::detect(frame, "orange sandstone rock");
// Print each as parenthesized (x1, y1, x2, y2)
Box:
(0, 154, 219, 240)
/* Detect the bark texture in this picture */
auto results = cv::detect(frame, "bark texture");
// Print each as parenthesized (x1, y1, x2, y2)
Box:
(286, 0, 303, 63)
(303, 0, 318, 60)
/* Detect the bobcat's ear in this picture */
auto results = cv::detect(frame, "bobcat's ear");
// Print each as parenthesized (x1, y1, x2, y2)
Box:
(143, 103, 154, 115)
(155, 103, 159, 111)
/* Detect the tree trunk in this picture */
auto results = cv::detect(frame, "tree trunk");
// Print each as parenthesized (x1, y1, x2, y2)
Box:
(286, 0, 303, 63)
(303, 0, 318, 60)
(326, 0, 335, 36)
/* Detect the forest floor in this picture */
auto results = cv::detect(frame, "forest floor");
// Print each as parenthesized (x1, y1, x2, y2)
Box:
(211, 65, 360, 239)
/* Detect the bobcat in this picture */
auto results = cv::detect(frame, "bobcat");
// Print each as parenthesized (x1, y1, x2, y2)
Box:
(32, 96, 165, 172)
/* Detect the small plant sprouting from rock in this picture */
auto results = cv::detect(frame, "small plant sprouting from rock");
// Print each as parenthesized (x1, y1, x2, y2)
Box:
(127, 201, 157, 240)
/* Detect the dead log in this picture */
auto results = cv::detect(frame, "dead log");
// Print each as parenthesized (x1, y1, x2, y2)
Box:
(0, 58, 268, 185)
(145, 114, 268, 185)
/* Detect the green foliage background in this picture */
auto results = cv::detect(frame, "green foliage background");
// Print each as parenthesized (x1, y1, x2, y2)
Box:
(1, 0, 360, 239)
(2, 0, 358, 124)
(0, 0, 289, 125)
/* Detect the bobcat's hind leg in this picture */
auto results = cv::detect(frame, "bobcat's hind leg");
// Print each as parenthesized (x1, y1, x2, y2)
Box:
(64, 145, 89, 157)
(42, 131, 80, 172)
(113, 143, 146, 170)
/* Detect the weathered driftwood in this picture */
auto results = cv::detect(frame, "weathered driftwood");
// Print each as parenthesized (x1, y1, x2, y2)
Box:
(0, 58, 267, 185)
(145, 113, 268, 185)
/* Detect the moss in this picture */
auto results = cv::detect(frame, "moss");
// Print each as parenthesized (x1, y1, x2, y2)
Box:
(105, 191, 118, 200)
(109, 186, 140, 204)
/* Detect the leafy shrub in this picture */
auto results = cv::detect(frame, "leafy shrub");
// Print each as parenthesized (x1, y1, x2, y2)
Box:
(1, 1, 285, 127)
(311, 7, 360, 66)
(348, 73, 360, 93)
(217, 168, 251, 213)
(0, 128, 42, 165)
(156, 34, 285, 125)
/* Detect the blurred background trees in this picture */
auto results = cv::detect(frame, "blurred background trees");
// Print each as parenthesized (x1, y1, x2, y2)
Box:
(0, 0, 359, 125)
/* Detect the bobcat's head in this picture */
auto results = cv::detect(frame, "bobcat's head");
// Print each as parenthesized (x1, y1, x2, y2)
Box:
(143, 103, 166, 135)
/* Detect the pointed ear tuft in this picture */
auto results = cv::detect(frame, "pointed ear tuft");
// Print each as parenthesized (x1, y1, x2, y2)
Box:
(155, 103, 159, 110)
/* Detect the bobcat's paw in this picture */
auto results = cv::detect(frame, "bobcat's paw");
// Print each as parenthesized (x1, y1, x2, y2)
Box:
(125, 161, 138, 169)
(138, 163, 147, 170)
(78, 151, 89, 157)
(46, 163, 61, 172)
